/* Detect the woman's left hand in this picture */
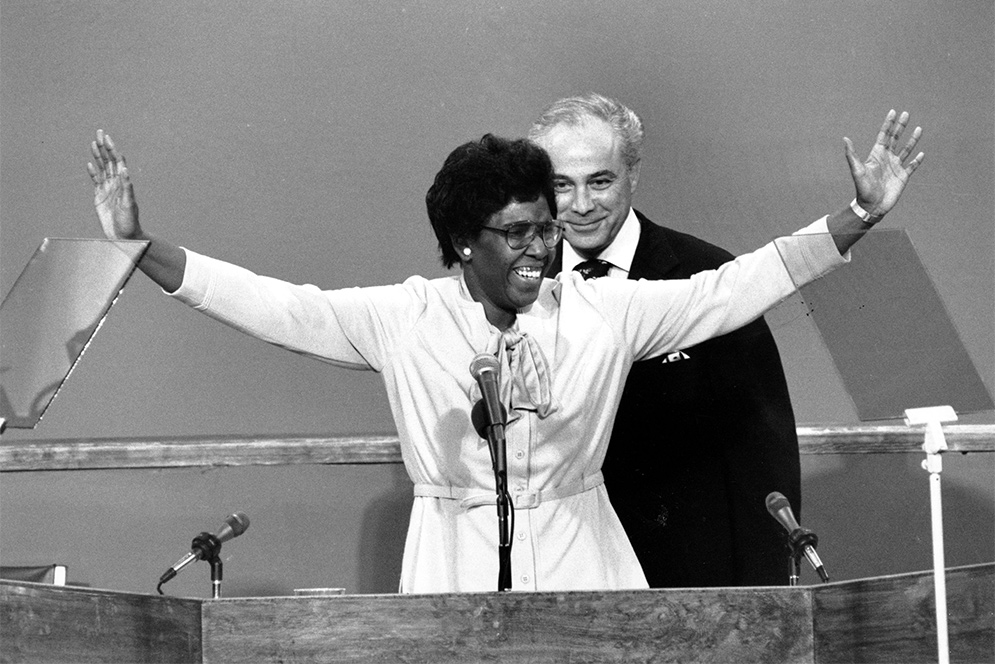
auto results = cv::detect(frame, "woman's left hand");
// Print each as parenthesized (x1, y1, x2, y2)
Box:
(844, 109, 924, 220)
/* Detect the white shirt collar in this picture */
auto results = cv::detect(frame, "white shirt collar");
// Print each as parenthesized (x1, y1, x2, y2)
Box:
(560, 207, 641, 278)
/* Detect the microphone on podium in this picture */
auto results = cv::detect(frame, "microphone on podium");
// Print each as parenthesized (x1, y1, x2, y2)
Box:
(469, 353, 512, 592)
(765, 492, 829, 583)
(158, 512, 250, 589)
(470, 355, 506, 437)
(470, 353, 508, 470)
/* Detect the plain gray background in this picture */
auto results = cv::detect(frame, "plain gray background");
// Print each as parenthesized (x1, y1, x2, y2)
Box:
(2, 1, 992, 597)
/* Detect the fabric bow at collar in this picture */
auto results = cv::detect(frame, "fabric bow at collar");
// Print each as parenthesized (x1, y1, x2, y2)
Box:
(468, 327, 557, 423)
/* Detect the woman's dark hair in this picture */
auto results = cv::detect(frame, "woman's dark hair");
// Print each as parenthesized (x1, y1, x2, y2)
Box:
(426, 134, 556, 268)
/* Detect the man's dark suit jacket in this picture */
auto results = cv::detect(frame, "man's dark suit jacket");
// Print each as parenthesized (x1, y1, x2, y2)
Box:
(553, 210, 801, 587)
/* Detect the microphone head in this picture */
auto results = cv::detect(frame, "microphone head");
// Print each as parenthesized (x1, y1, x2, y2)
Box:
(216, 512, 250, 543)
(765, 491, 790, 516)
(469, 353, 499, 380)
(765, 491, 801, 533)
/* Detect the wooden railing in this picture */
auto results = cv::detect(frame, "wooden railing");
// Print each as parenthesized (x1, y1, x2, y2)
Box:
(1, 425, 992, 472)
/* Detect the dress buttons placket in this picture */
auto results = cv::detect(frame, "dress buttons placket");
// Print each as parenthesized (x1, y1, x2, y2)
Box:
(508, 410, 537, 591)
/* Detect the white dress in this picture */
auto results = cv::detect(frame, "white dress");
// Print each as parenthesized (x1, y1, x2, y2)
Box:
(171, 218, 844, 593)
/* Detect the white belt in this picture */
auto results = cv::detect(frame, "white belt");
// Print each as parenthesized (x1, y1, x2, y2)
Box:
(413, 471, 604, 510)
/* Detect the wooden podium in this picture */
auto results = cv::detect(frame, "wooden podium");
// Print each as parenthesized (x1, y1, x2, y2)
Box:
(2, 563, 992, 663)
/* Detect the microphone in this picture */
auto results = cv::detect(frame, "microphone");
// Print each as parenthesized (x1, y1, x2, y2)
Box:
(469, 352, 513, 592)
(469, 353, 507, 445)
(158, 512, 250, 586)
(765, 492, 829, 583)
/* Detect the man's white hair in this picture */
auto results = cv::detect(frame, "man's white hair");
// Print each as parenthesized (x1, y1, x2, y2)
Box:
(528, 92, 645, 171)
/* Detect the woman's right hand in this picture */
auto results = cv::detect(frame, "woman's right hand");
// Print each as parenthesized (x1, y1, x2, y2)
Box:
(88, 130, 143, 241)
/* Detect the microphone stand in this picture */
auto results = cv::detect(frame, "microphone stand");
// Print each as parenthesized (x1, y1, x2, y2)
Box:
(191, 531, 225, 599)
(487, 413, 512, 593)
(786, 527, 821, 586)
(495, 468, 512, 593)
(475, 400, 512, 591)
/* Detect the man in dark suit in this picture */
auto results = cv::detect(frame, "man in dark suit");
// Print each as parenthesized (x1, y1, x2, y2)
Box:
(529, 93, 799, 587)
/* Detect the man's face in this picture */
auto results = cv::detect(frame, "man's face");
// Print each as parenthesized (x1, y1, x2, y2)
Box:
(535, 118, 639, 259)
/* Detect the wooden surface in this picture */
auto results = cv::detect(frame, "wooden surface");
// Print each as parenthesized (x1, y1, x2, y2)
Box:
(1, 425, 992, 472)
(813, 563, 995, 664)
(0, 433, 404, 471)
(3, 564, 991, 663)
(0, 580, 202, 663)
(202, 587, 814, 664)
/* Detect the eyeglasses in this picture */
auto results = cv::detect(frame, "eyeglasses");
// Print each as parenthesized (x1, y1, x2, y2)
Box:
(479, 221, 563, 250)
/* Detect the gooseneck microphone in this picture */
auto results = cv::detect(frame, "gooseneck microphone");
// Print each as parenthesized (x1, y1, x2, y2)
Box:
(765, 492, 829, 583)
(158, 512, 250, 588)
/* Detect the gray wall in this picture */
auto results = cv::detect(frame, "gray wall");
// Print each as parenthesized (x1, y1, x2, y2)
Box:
(2, 1, 992, 597)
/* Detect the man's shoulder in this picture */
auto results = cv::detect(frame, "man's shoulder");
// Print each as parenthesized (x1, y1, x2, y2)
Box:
(635, 211, 735, 272)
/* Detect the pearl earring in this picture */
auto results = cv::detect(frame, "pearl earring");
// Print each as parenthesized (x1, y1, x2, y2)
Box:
(462, 247, 471, 257)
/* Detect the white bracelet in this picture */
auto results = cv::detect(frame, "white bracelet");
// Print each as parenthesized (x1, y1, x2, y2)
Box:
(850, 198, 879, 223)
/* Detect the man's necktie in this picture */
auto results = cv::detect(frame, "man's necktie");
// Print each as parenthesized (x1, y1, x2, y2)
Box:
(574, 259, 612, 280)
